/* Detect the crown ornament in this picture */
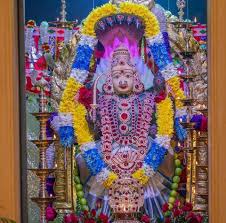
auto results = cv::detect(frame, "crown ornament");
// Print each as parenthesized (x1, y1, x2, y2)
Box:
(112, 45, 132, 58)
(111, 46, 135, 74)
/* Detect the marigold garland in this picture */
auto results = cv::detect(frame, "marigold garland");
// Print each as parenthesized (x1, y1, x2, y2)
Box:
(120, 2, 160, 37)
(167, 77, 186, 109)
(82, 3, 117, 36)
(103, 172, 118, 189)
(59, 77, 94, 145)
(132, 168, 149, 185)
(82, 2, 160, 38)
(156, 97, 174, 137)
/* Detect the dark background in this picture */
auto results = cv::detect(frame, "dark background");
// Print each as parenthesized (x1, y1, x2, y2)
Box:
(25, 0, 207, 25)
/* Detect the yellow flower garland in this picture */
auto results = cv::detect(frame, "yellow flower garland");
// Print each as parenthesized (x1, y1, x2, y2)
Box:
(156, 97, 174, 137)
(167, 77, 186, 109)
(103, 172, 118, 189)
(82, 2, 160, 38)
(132, 168, 149, 185)
(120, 2, 160, 37)
(59, 77, 94, 145)
(82, 3, 117, 36)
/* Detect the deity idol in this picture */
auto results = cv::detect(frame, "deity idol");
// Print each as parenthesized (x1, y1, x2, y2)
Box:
(75, 45, 173, 220)
(53, 1, 187, 221)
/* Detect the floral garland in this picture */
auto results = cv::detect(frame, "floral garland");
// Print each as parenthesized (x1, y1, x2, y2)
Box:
(70, 35, 97, 84)
(147, 33, 176, 78)
(167, 76, 186, 109)
(144, 142, 167, 170)
(156, 97, 174, 137)
(81, 145, 118, 188)
(166, 76, 187, 141)
(146, 32, 186, 128)
(102, 172, 118, 189)
(132, 142, 167, 185)
(81, 139, 168, 188)
(82, 143, 166, 188)
(59, 77, 94, 145)
(119, 2, 160, 37)
(133, 155, 184, 212)
(146, 31, 187, 143)
(132, 168, 150, 185)
(82, 3, 118, 36)
(82, 148, 107, 175)
(82, 2, 160, 38)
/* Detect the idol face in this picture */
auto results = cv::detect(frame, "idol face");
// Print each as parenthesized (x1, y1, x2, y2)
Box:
(112, 69, 134, 95)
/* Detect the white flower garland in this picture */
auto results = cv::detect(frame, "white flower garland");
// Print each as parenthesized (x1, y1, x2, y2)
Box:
(175, 108, 187, 118)
(51, 113, 73, 132)
(96, 168, 111, 183)
(155, 135, 171, 151)
(70, 68, 89, 84)
(146, 33, 164, 46)
(79, 35, 98, 49)
(143, 164, 155, 178)
(160, 63, 178, 81)
(80, 142, 97, 152)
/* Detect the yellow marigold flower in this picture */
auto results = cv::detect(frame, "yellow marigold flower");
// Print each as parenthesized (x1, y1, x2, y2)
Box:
(103, 172, 118, 188)
(156, 97, 174, 137)
(132, 168, 149, 185)
(82, 3, 117, 36)
(59, 77, 94, 145)
(120, 2, 160, 37)
(167, 77, 186, 109)
(82, 2, 160, 38)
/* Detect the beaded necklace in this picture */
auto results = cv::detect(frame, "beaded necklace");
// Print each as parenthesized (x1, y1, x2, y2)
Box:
(99, 93, 155, 175)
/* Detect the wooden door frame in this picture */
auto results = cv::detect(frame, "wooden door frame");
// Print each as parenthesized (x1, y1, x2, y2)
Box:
(208, 0, 226, 222)
(0, 0, 21, 222)
(0, 0, 226, 222)
(0, 0, 26, 222)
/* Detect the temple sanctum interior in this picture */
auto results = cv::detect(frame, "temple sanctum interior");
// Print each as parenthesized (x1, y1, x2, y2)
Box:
(1, 0, 226, 222)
